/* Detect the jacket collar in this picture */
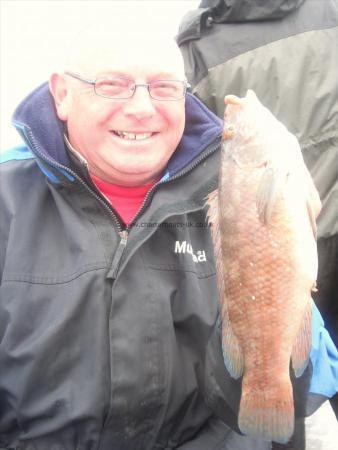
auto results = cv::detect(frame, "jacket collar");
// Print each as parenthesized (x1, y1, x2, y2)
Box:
(12, 82, 223, 183)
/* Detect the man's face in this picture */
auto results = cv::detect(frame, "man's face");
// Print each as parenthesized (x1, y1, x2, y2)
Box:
(52, 35, 186, 186)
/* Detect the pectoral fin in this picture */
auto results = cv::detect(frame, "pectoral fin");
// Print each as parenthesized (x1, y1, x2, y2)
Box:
(206, 189, 244, 379)
(256, 166, 289, 225)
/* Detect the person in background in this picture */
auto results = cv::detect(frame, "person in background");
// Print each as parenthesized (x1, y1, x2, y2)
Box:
(177, 0, 338, 448)
(0, 16, 337, 450)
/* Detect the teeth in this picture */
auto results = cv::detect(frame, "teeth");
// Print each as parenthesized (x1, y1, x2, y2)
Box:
(116, 131, 153, 140)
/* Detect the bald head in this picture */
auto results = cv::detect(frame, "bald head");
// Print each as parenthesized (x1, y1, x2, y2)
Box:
(64, 18, 186, 80)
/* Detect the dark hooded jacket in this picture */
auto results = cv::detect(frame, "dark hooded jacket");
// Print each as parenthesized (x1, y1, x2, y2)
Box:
(0, 81, 337, 450)
(178, 0, 338, 417)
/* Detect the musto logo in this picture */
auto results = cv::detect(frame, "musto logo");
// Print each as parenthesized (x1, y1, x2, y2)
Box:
(174, 241, 207, 263)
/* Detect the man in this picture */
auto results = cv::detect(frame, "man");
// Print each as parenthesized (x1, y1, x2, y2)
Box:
(0, 20, 337, 450)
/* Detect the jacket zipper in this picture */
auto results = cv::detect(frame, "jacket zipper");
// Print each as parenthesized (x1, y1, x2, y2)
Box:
(109, 230, 128, 279)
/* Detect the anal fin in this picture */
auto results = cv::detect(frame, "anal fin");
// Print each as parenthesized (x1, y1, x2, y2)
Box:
(291, 300, 312, 377)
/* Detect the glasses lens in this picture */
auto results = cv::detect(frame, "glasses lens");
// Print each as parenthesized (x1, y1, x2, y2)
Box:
(150, 81, 185, 100)
(95, 78, 132, 98)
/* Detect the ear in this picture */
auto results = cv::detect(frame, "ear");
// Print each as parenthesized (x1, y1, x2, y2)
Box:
(49, 73, 71, 121)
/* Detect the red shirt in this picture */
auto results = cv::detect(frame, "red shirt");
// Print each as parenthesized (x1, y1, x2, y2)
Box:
(91, 175, 157, 226)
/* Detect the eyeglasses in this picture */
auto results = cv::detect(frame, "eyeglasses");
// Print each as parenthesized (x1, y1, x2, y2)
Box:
(65, 71, 190, 101)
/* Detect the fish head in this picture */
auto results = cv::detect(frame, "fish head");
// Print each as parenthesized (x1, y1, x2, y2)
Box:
(222, 90, 286, 169)
(222, 91, 321, 227)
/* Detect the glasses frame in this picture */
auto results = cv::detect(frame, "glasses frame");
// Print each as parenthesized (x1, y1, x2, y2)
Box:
(65, 71, 190, 101)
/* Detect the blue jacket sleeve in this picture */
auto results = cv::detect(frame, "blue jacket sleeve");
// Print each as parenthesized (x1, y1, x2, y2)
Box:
(309, 303, 338, 397)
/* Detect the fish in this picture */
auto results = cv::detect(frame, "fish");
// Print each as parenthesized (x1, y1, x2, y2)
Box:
(206, 90, 321, 444)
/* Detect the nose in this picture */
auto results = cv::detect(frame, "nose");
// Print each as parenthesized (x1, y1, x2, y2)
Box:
(123, 85, 156, 121)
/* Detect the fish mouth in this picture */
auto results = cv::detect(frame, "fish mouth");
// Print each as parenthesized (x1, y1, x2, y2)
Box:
(111, 130, 158, 141)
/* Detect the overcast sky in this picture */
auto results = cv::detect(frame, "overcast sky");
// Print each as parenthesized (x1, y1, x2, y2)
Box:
(0, 0, 199, 149)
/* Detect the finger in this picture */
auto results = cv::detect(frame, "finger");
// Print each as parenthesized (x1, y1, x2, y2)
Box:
(224, 94, 243, 107)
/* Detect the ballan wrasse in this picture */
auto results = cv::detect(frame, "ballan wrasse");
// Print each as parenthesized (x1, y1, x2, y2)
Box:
(206, 90, 321, 443)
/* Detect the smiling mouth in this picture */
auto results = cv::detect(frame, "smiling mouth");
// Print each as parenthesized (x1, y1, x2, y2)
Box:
(112, 130, 156, 141)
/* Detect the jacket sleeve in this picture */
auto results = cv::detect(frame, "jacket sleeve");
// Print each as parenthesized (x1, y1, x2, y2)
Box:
(309, 303, 338, 399)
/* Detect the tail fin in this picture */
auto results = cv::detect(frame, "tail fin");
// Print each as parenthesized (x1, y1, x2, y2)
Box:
(238, 377, 294, 444)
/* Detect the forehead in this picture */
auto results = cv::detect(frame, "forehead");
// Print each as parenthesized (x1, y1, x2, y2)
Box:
(69, 26, 185, 80)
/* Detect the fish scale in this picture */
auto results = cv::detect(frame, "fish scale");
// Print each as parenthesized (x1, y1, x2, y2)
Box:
(206, 90, 321, 444)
